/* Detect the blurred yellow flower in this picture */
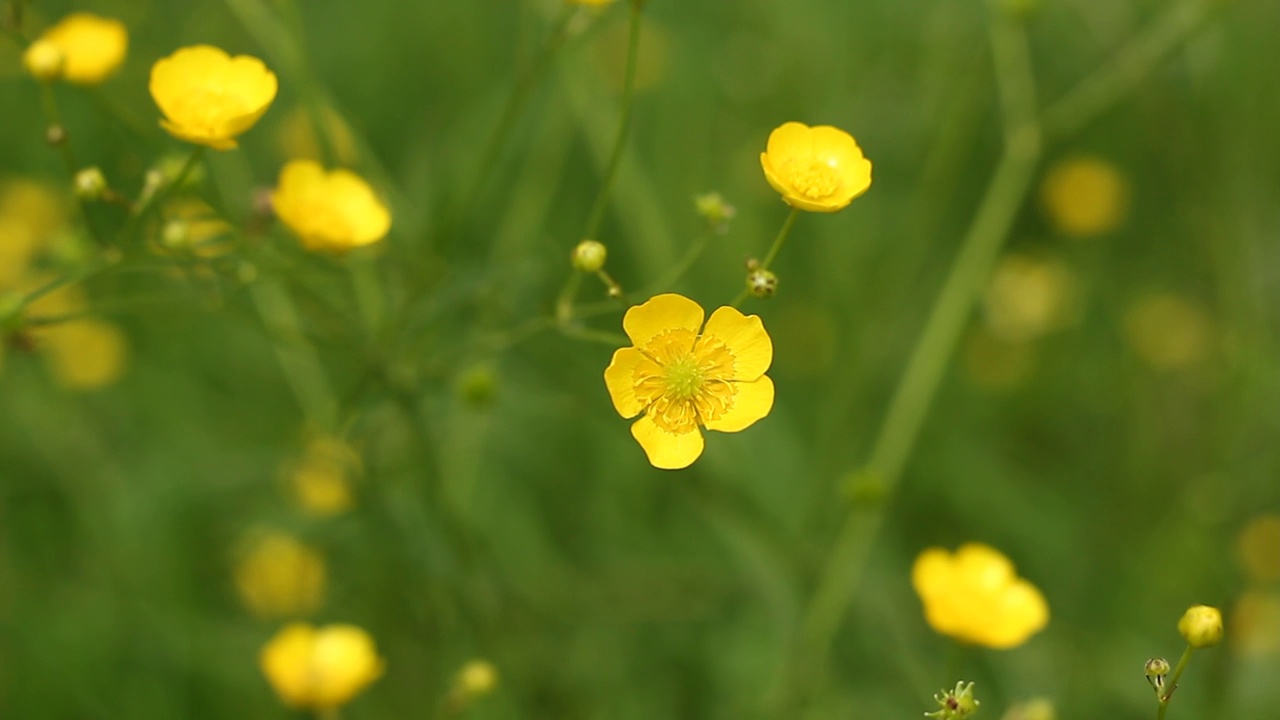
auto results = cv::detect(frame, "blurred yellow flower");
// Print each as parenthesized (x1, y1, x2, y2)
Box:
(1001, 698, 1056, 720)
(1230, 591, 1280, 656)
(912, 543, 1049, 649)
(36, 319, 128, 390)
(455, 659, 499, 698)
(760, 121, 872, 213)
(1123, 293, 1213, 371)
(983, 254, 1077, 343)
(604, 293, 774, 470)
(234, 530, 326, 619)
(149, 45, 277, 150)
(1178, 604, 1223, 648)
(1237, 514, 1280, 584)
(1039, 156, 1127, 237)
(22, 39, 65, 82)
(569, 0, 617, 6)
(286, 434, 361, 516)
(36, 13, 127, 85)
(260, 623, 384, 710)
(271, 160, 390, 252)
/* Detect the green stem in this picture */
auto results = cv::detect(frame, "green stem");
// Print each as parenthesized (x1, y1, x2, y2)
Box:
(1156, 645, 1195, 720)
(348, 253, 386, 340)
(732, 207, 799, 308)
(1041, 0, 1212, 141)
(554, 271, 584, 326)
(580, 0, 644, 242)
(248, 277, 339, 430)
(781, 8, 1042, 710)
(453, 6, 576, 235)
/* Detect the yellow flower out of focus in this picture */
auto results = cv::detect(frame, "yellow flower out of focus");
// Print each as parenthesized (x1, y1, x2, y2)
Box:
(1230, 591, 1280, 657)
(760, 121, 872, 213)
(983, 254, 1077, 343)
(234, 530, 326, 619)
(1178, 604, 1224, 648)
(1123, 293, 1213, 371)
(604, 293, 774, 470)
(286, 434, 361, 516)
(912, 543, 1049, 649)
(271, 160, 391, 252)
(1237, 514, 1280, 584)
(150, 45, 277, 150)
(260, 623, 384, 711)
(22, 39, 65, 82)
(1040, 156, 1128, 237)
(36, 13, 128, 84)
(569, 0, 617, 6)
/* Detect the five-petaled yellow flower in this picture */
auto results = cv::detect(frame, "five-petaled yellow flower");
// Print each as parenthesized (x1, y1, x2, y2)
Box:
(260, 623, 384, 711)
(30, 13, 128, 84)
(149, 45, 278, 150)
(271, 160, 391, 253)
(912, 543, 1049, 649)
(760, 121, 872, 213)
(604, 293, 774, 470)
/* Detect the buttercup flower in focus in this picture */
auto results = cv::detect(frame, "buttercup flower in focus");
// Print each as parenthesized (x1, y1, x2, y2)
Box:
(34, 13, 128, 85)
(760, 121, 872, 212)
(912, 543, 1049, 649)
(271, 160, 391, 252)
(260, 623, 384, 711)
(149, 45, 278, 150)
(604, 293, 774, 470)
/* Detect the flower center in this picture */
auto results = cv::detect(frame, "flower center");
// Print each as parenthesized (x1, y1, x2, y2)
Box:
(632, 331, 738, 434)
(786, 158, 841, 200)
(662, 355, 704, 401)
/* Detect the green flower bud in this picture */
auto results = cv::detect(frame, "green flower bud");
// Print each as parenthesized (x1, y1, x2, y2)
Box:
(74, 167, 108, 201)
(1144, 657, 1170, 690)
(694, 192, 736, 233)
(45, 124, 67, 147)
(926, 681, 980, 720)
(1178, 605, 1223, 648)
(746, 268, 777, 299)
(458, 366, 498, 406)
(571, 240, 608, 273)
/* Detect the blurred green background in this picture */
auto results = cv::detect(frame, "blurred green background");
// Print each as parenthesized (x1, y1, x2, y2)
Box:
(2, 0, 1280, 718)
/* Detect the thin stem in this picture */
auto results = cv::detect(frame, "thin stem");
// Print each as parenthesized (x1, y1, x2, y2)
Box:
(580, 0, 644, 242)
(554, 271, 584, 326)
(645, 230, 714, 296)
(453, 6, 576, 235)
(732, 208, 799, 308)
(248, 277, 339, 430)
(1041, 0, 1212, 141)
(1156, 645, 1195, 720)
(348, 253, 386, 340)
(780, 7, 1043, 710)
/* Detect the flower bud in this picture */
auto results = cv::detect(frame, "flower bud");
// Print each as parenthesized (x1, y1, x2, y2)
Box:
(23, 39, 65, 82)
(926, 681, 980, 720)
(1145, 657, 1170, 689)
(694, 192, 736, 233)
(571, 240, 608, 273)
(746, 268, 777, 298)
(1178, 605, 1223, 648)
(455, 660, 498, 698)
(45, 124, 67, 147)
(74, 167, 108, 201)
(458, 366, 498, 406)
(161, 219, 192, 250)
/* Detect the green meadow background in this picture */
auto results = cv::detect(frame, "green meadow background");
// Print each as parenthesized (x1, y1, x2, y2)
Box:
(2, 0, 1279, 718)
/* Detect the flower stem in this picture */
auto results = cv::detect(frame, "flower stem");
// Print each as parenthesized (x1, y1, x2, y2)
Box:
(453, 5, 576, 237)
(248, 277, 339, 431)
(732, 207, 799, 308)
(1156, 645, 1195, 720)
(580, 0, 644, 242)
(779, 8, 1042, 710)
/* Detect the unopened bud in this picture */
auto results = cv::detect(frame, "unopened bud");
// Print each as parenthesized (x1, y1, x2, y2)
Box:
(161, 219, 191, 250)
(455, 660, 498, 698)
(23, 39, 65, 83)
(571, 240, 608, 273)
(926, 681, 980, 720)
(1178, 605, 1223, 648)
(458, 366, 498, 406)
(74, 167, 108, 201)
(694, 192, 736, 233)
(45, 124, 67, 147)
(746, 268, 777, 298)
(1144, 657, 1170, 690)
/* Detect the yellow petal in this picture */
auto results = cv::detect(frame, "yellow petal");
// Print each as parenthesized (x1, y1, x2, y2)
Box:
(911, 547, 952, 599)
(603, 347, 649, 418)
(765, 121, 815, 161)
(703, 375, 773, 432)
(260, 623, 317, 708)
(985, 579, 1049, 648)
(954, 543, 1015, 591)
(701, 306, 772, 381)
(810, 125, 873, 203)
(623, 293, 704, 349)
(630, 414, 704, 469)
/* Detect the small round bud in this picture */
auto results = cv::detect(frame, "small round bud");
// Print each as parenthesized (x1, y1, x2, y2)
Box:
(745, 258, 761, 271)
(607, 285, 622, 299)
(1144, 657, 1170, 678)
(74, 167, 108, 201)
(161, 219, 191, 250)
(694, 192, 736, 233)
(455, 660, 498, 698)
(1178, 604, 1223, 648)
(23, 39, 65, 83)
(458, 366, 498, 406)
(45, 124, 67, 147)
(571, 240, 608, 273)
(746, 268, 778, 298)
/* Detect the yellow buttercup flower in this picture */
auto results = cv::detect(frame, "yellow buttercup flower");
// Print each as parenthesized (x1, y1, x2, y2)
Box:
(912, 543, 1049, 649)
(760, 121, 872, 213)
(234, 530, 326, 619)
(271, 160, 390, 252)
(260, 623, 384, 711)
(150, 45, 277, 150)
(37, 319, 128, 390)
(1230, 591, 1280, 657)
(37, 13, 127, 85)
(1123, 292, 1212, 371)
(22, 39, 65, 82)
(1040, 156, 1128, 237)
(1178, 604, 1224, 648)
(982, 254, 1077, 343)
(286, 434, 361, 516)
(604, 293, 774, 470)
